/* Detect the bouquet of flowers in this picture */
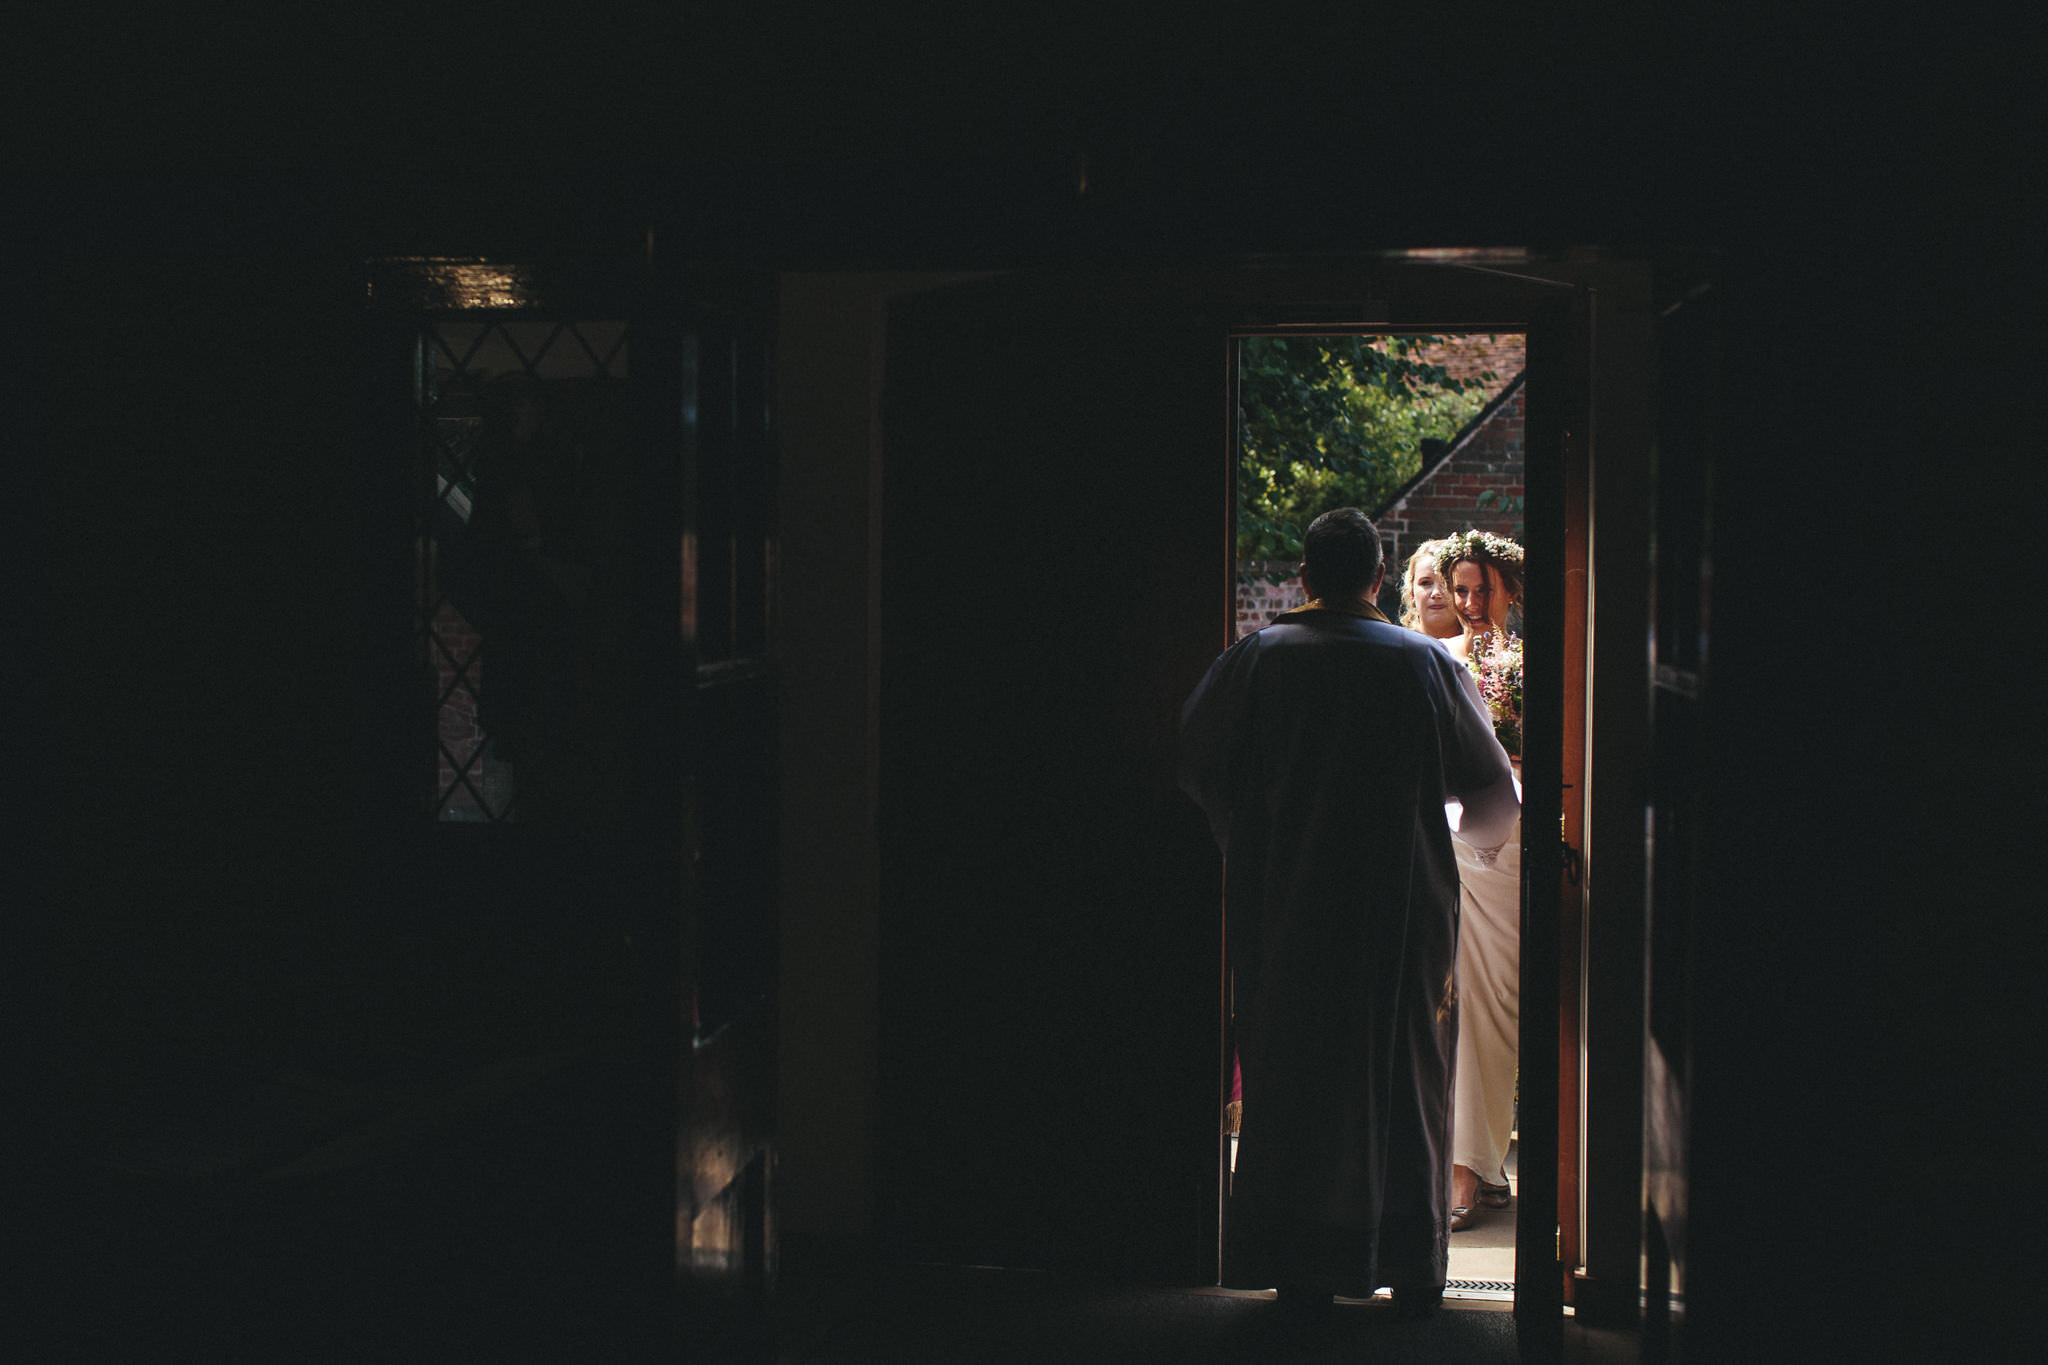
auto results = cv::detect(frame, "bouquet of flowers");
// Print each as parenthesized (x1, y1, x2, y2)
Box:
(1467, 629, 1523, 758)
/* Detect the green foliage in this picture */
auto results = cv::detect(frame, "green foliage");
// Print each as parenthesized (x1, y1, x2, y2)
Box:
(1237, 335, 1496, 570)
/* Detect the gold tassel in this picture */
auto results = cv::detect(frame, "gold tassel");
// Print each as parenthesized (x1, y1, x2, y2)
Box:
(1224, 1099, 1242, 1136)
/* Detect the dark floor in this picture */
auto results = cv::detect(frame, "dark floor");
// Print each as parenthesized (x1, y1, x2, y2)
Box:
(31, 1036, 1550, 1364)
(769, 1265, 1527, 1365)
(29, 1037, 672, 1362)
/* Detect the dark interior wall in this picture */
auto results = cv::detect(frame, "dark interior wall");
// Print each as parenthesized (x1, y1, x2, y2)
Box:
(23, 202, 392, 1351)
(25, 183, 664, 1072)
(1666, 251, 2036, 1359)
(33, 234, 366, 1074)
(22, 182, 683, 1357)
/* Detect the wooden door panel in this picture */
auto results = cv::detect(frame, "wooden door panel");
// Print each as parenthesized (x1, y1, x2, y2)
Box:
(1514, 288, 1587, 1336)
(878, 273, 1224, 1280)
(1643, 274, 1718, 1358)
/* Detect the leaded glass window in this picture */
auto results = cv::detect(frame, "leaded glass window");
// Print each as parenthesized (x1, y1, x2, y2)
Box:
(415, 320, 630, 821)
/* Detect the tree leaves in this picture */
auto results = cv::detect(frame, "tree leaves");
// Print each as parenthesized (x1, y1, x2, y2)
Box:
(1237, 335, 1494, 565)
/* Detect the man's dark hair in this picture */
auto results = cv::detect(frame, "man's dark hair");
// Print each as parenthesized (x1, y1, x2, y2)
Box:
(1302, 507, 1384, 596)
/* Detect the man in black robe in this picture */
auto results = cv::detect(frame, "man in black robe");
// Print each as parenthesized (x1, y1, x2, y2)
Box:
(1179, 508, 1519, 1316)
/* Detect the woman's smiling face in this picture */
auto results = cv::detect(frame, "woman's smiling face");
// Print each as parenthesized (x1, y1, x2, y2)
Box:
(1452, 560, 1501, 632)
(1411, 554, 1460, 637)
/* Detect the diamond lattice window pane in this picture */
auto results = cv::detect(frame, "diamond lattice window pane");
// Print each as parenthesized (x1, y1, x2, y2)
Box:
(414, 319, 630, 822)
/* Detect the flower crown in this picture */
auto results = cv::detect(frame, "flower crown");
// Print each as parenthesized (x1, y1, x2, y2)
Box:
(1434, 528, 1525, 572)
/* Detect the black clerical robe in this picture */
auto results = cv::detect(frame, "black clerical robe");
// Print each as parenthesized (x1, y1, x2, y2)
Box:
(1179, 604, 1519, 1294)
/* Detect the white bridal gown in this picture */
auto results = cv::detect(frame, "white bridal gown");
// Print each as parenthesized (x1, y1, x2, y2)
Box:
(1453, 807, 1522, 1193)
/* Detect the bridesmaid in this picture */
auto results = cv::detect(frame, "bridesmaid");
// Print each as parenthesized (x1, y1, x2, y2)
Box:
(1397, 539, 1463, 643)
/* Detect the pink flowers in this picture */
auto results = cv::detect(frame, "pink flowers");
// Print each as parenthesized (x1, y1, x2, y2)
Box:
(1467, 629, 1524, 758)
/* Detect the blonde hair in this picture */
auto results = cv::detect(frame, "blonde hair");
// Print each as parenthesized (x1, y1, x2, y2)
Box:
(1398, 538, 1452, 630)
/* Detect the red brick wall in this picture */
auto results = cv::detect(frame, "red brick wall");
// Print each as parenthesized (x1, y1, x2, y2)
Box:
(1234, 566, 1307, 639)
(1375, 378, 1525, 613)
(1413, 333, 1524, 386)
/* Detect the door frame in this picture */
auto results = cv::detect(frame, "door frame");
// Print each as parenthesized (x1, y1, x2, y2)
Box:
(1189, 256, 1661, 1328)
(1209, 263, 1590, 1336)
(771, 255, 1657, 1331)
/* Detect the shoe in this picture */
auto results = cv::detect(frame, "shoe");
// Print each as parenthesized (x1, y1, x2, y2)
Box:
(1450, 1203, 1475, 1232)
(1478, 1178, 1512, 1210)
(1391, 1283, 1444, 1320)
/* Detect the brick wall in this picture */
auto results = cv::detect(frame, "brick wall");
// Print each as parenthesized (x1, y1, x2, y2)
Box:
(1415, 332, 1524, 386)
(1235, 565, 1307, 638)
(1374, 377, 1525, 612)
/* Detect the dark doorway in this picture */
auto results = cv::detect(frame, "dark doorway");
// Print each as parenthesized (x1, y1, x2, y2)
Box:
(870, 265, 1595, 1327)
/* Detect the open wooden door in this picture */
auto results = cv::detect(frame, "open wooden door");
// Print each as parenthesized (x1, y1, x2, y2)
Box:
(1641, 267, 1719, 1360)
(1516, 284, 1587, 1345)
(876, 271, 1225, 1282)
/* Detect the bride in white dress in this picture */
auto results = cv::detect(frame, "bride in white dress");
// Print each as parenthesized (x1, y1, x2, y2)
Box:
(1403, 533, 1525, 1231)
